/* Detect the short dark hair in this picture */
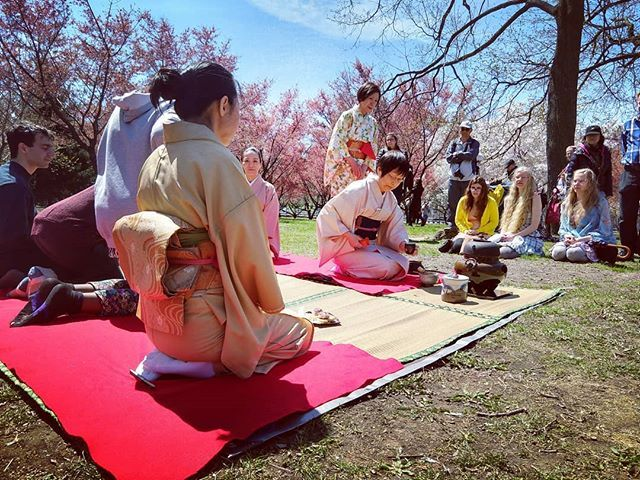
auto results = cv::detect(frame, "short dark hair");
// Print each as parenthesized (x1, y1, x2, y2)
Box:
(149, 62, 238, 122)
(356, 81, 381, 103)
(6, 122, 53, 158)
(377, 150, 410, 177)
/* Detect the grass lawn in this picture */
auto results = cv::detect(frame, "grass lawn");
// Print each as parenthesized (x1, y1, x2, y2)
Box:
(1, 218, 639, 479)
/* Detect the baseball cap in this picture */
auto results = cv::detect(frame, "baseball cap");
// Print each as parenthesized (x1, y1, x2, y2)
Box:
(459, 120, 473, 130)
(584, 125, 602, 136)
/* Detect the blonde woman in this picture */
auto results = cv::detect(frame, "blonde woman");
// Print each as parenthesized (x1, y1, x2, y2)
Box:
(551, 168, 615, 263)
(488, 167, 543, 258)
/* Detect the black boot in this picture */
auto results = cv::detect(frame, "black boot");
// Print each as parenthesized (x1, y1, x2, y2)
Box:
(438, 239, 453, 253)
(11, 279, 83, 327)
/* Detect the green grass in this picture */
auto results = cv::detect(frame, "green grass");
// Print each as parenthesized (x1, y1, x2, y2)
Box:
(280, 217, 446, 258)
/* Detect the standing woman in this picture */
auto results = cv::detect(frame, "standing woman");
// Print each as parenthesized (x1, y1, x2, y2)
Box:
(565, 125, 612, 197)
(324, 81, 380, 197)
(241, 146, 280, 259)
(378, 133, 413, 203)
(113, 63, 313, 383)
(439, 176, 499, 254)
(488, 167, 544, 258)
(551, 168, 615, 262)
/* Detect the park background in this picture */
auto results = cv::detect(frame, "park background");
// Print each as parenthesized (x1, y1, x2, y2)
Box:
(1, 1, 639, 479)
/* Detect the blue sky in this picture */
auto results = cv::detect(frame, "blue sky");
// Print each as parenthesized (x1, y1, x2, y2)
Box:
(93, 0, 406, 101)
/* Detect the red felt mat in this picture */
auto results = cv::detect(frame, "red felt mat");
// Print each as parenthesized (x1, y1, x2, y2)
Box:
(274, 254, 421, 295)
(0, 299, 402, 480)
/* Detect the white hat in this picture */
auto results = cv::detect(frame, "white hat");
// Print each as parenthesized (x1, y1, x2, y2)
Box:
(460, 120, 473, 130)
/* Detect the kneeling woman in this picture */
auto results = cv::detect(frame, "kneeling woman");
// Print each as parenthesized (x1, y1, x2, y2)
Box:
(551, 168, 615, 263)
(488, 167, 544, 258)
(440, 176, 499, 254)
(113, 63, 313, 382)
(241, 147, 280, 258)
(316, 150, 417, 280)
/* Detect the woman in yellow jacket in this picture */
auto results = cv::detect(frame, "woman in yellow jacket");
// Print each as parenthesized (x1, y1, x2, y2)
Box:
(439, 177, 499, 253)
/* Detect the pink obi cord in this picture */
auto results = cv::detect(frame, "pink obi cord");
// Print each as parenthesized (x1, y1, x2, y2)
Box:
(169, 257, 219, 268)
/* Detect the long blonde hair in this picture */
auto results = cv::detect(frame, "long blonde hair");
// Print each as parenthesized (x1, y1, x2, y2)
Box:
(562, 168, 599, 226)
(501, 167, 536, 233)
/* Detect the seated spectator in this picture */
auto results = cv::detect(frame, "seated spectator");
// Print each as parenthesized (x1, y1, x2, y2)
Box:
(316, 150, 418, 280)
(439, 176, 499, 254)
(488, 167, 544, 258)
(0, 123, 56, 289)
(31, 186, 122, 283)
(241, 147, 280, 258)
(10, 278, 138, 327)
(565, 125, 612, 197)
(551, 168, 615, 263)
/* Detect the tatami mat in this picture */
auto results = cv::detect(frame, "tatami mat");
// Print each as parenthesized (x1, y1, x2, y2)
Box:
(278, 275, 560, 362)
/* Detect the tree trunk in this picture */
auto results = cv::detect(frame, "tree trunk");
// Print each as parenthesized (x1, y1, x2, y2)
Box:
(545, 0, 584, 193)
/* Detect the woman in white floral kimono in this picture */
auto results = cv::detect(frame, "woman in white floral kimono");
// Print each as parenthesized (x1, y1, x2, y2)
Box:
(317, 150, 418, 280)
(324, 82, 380, 197)
(241, 146, 280, 258)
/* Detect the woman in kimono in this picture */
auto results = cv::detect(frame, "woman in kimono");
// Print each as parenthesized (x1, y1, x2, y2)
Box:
(488, 167, 544, 258)
(324, 81, 380, 197)
(241, 147, 280, 258)
(112, 62, 313, 384)
(551, 168, 615, 262)
(317, 150, 417, 280)
(439, 176, 499, 254)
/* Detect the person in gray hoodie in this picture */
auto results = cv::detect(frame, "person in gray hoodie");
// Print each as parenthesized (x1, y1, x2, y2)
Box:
(95, 91, 178, 252)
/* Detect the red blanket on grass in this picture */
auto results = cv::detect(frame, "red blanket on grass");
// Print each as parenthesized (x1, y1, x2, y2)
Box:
(0, 299, 401, 480)
(274, 254, 421, 295)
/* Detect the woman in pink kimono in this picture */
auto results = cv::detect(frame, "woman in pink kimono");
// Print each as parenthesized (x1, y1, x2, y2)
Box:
(317, 150, 417, 280)
(241, 147, 280, 258)
(324, 81, 380, 197)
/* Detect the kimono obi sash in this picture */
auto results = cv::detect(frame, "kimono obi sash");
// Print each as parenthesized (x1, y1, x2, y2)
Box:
(347, 139, 376, 160)
(113, 211, 222, 335)
(354, 215, 382, 240)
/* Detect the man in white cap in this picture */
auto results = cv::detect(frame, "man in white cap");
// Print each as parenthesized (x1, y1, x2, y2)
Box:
(444, 120, 480, 233)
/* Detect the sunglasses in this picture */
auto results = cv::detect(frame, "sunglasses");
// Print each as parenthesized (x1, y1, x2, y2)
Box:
(460, 127, 471, 131)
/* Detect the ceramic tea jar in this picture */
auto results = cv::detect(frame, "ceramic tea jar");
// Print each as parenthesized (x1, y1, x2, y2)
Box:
(440, 273, 469, 303)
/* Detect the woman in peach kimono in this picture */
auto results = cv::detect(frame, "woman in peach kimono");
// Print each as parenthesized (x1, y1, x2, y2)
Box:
(113, 63, 313, 384)
(241, 147, 280, 258)
(324, 82, 380, 197)
(317, 150, 417, 280)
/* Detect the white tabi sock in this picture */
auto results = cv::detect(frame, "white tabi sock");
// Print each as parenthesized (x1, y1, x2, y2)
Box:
(133, 353, 161, 382)
(144, 350, 215, 379)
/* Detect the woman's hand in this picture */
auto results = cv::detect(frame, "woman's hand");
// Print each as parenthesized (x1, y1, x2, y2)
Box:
(465, 229, 478, 236)
(399, 241, 419, 256)
(564, 234, 575, 245)
(343, 232, 365, 249)
(501, 233, 515, 242)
